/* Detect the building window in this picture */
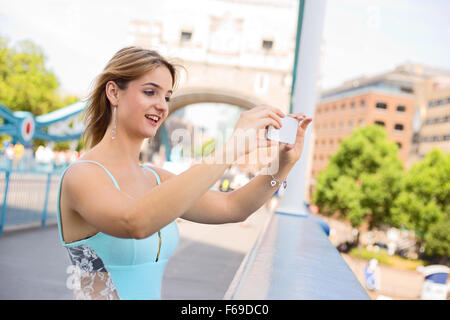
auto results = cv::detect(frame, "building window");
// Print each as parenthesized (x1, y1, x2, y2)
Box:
(262, 40, 273, 50)
(447, 97, 450, 104)
(432, 136, 440, 142)
(376, 102, 387, 110)
(396, 142, 402, 149)
(329, 139, 333, 145)
(180, 31, 192, 42)
(444, 135, 450, 141)
(333, 105, 337, 113)
(361, 100, 366, 109)
(359, 119, 365, 126)
(428, 101, 435, 108)
(341, 104, 346, 112)
(394, 123, 404, 131)
(401, 87, 413, 93)
(397, 105, 406, 112)
(254, 73, 270, 94)
(351, 102, 356, 110)
(436, 99, 444, 106)
(375, 120, 385, 126)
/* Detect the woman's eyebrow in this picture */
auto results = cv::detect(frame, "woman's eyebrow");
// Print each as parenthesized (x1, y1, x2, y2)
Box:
(142, 82, 173, 94)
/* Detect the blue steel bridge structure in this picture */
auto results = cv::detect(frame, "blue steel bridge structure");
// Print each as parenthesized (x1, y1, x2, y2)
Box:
(0, 100, 88, 234)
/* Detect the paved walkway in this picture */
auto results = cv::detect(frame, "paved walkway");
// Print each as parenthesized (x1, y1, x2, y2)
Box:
(0, 207, 270, 300)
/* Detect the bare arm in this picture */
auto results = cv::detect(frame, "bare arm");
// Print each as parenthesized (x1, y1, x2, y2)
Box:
(66, 145, 232, 240)
(227, 113, 313, 220)
(65, 105, 285, 239)
(147, 165, 241, 224)
(228, 159, 294, 221)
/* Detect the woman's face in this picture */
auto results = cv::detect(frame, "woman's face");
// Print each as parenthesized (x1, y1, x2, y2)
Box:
(118, 66, 173, 139)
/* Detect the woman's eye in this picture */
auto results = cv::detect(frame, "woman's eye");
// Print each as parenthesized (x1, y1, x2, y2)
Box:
(144, 90, 155, 96)
(165, 97, 171, 102)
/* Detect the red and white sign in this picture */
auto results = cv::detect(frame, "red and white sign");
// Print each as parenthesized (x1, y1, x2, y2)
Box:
(21, 116, 35, 142)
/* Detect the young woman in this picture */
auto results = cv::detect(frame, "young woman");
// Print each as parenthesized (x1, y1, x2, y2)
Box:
(57, 46, 312, 300)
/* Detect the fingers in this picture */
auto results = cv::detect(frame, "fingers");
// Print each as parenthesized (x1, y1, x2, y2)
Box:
(288, 112, 312, 129)
(254, 105, 286, 119)
(259, 117, 281, 130)
(300, 117, 313, 130)
(253, 106, 285, 128)
(266, 110, 284, 128)
(288, 112, 307, 122)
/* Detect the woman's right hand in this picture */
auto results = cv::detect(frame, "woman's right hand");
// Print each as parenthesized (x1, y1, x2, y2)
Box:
(224, 105, 286, 163)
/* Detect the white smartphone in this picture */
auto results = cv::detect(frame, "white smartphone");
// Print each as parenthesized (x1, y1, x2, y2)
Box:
(266, 116, 299, 145)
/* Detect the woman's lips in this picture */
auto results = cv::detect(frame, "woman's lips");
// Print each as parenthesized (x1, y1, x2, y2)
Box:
(146, 116, 158, 126)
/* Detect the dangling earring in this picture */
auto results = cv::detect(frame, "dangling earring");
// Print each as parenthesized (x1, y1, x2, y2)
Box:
(111, 106, 117, 140)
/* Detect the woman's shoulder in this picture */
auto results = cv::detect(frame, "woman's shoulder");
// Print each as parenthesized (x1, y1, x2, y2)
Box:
(63, 152, 116, 190)
(141, 162, 176, 183)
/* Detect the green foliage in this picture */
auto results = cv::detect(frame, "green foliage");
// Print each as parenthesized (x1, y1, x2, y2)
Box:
(391, 149, 450, 245)
(76, 137, 84, 152)
(349, 248, 427, 271)
(313, 125, 404, 229)
(0, 36, 79, 115)
(53, 141, 70, 151)
(201, 138, 216, 156)
(425, 216, 450, 260)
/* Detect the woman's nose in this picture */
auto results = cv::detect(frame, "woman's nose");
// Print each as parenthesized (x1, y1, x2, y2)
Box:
(155, 97, 168, 112)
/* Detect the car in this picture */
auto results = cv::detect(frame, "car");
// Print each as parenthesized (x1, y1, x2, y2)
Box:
(373, 241, 388, 250)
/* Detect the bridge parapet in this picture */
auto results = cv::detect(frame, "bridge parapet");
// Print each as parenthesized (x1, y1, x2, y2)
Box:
(224, 207, 370, 300)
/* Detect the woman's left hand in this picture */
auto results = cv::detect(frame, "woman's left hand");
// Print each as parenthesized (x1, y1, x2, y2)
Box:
(278, 113, 313, 166)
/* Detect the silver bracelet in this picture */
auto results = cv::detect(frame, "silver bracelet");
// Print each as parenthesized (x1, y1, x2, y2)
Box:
(270, 174, 287, 189)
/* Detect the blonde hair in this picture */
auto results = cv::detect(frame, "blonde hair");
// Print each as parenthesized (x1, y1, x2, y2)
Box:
(82, 46, 180, 150)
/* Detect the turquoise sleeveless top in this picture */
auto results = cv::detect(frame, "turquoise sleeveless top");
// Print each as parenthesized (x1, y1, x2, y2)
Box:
(56, 160, 179, 300)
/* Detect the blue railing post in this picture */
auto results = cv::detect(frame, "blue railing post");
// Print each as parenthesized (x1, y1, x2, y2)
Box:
(0, 170, 11, 235)
(41, 172, 52, 228)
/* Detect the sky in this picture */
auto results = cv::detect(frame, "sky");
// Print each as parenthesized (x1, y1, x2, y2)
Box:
(0, 0, 449, 96)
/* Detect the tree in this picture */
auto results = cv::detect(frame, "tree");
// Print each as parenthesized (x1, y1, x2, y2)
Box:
(390, 149, 450, 246)
(424, 215, 450, 264)
(313, 125, 404, 232)
(53, 141, 70, 152)
(0, 36, 80, 147)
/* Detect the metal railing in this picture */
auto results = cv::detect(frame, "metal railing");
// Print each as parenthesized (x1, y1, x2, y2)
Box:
(224, 205, 370, 300)
(0, 158, 66, 234)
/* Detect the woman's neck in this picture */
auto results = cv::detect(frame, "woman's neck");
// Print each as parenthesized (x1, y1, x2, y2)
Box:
(87, 126, 145, 169)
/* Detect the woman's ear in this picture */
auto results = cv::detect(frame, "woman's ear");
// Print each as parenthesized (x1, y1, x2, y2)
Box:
(105, 81, 120, 107)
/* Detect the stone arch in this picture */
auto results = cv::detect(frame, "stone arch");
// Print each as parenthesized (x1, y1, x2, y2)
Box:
(144, 87, 264, 162)
(168, 87, 264, 113)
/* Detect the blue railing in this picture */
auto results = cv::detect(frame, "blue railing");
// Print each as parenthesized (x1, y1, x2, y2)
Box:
(0, 158, 67, 235)
(224, 205, 370, 300)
